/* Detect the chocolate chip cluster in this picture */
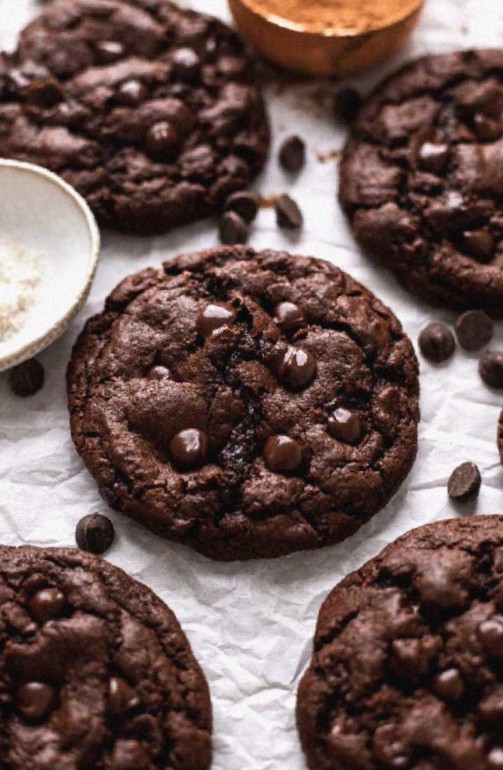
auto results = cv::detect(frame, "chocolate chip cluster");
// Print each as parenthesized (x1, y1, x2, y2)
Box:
(165, 299, 367, 477)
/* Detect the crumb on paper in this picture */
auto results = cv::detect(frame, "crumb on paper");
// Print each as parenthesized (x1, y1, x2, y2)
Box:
(0, 237, 42, 342)
(258, 194, 279, 208)
(317, 148, 341, 163)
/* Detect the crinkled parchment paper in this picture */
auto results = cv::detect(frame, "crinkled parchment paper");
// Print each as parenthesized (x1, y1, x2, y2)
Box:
(1, 0, 503, 766)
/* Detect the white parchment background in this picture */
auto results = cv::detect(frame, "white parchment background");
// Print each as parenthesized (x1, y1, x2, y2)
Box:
(1, 0, 503, 766)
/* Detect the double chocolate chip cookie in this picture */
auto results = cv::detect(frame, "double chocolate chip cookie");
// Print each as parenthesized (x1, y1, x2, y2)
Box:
(0, 545, 211, 769)
(340, 50, 503, 315)
(0, 0, 269, 234)
(67, 246, 419, 560)
(297, 515, 503, 770)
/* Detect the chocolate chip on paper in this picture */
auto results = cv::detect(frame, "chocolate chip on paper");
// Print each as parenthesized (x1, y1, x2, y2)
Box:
(9, 358, 45, 397)
(333, 87, 362, 123)
(224, 191, 259, 223)
(448, 462, 481, 502)
(279, 135, 306, 173)
(219, 211, 249, 245)
(479, 351, 503, 389)
(76, 513, 115, 555)
(455, 310, 494, 351)
(275, 194, 303, 230)
(418, 322, 455, 363)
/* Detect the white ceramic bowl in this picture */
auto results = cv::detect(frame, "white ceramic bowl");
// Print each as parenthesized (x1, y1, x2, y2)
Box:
(0, 160, 100, 372)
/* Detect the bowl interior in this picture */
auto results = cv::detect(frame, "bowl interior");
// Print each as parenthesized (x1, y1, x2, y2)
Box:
(0, 161, 99, 367)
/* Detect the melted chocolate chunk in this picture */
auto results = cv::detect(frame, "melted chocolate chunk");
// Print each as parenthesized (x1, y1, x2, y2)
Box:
(17, 682, 56, 720)
(115, 79, 148, 106)
(273, 301, 306, 332)
(479, 618, 503, 659)
(170, 429, 209, 471)
(171, 47, 200, 81)
(95, 40, 125, 64)
(434, 668, 464, 701)
(108, 677, 139, 716)
(28, 587, 66, 623)
(417, 142, 449, 173)
(279, 346, 317, 391)
(462, 229, 495, 261)
(478, 687, 503, 726)
(328, 408, 362, 444)
(264, 435, 302, 474)
(197, 303, 236, 337)
(144, 121, 181, 161)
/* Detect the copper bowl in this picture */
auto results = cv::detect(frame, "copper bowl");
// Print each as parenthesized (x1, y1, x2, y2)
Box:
(228, 0, 425, 77)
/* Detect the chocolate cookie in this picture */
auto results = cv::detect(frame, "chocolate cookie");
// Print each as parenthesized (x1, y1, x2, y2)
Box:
(340, 50, 503, 315)
(67, 246, 419, 560)
(297, 515, 503, 770)
(0, 545, 211, 769)
(0, 0, 269, 234)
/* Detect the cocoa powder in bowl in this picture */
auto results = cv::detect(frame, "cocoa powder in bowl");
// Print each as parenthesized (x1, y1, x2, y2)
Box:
(229, 0, 425, 76)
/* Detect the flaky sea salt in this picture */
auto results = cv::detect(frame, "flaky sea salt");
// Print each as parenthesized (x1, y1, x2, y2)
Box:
(0, 237, 42, 343)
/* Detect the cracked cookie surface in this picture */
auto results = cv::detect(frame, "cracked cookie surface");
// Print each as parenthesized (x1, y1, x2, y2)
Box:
(0, 545, 212, 770)
(0, 0, 269, 234)
(67, 246, 419, 561)
(340, 50, 503, 315)
(297, 516, 503, 770)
